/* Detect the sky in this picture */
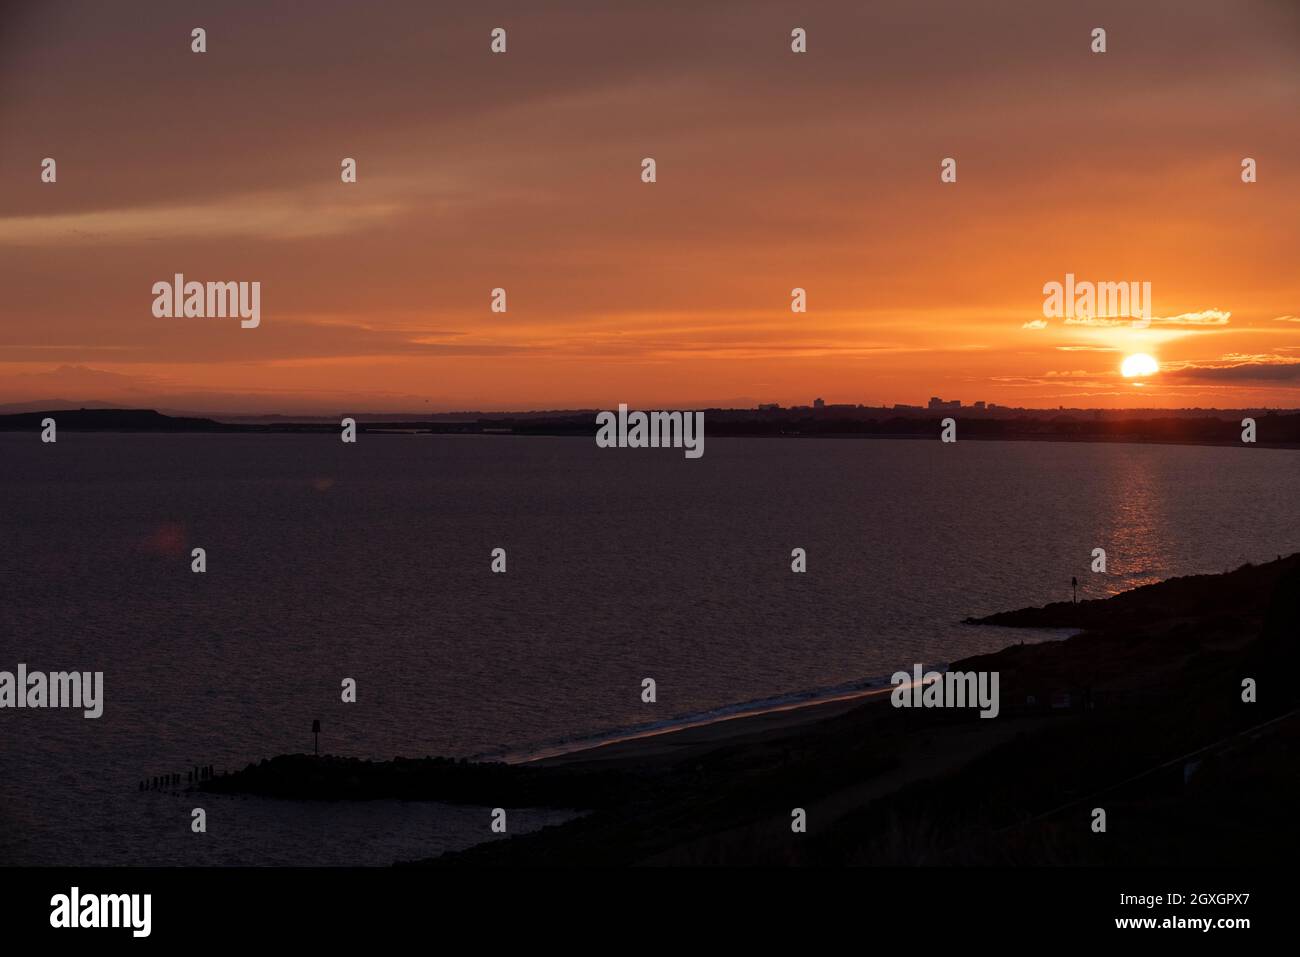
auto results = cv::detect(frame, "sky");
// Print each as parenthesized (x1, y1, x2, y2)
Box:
(1, 0, 1299, 414)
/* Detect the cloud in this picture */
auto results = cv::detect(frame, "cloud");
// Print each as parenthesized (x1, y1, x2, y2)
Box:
(1273, 315, 1300, 323)
(1061, 317, 1141, 327)
(0, 318, 529, 364)
(1149, 310, 1232, 326)
(0, 364, 169, 407)
(0, 190, 405, 246)
(0, 364, 455, 415)
(1061, 309, 1231, 328)
(9, 363, 154, 383)
(1162, 360, 1300, 382)
(1021, 319, 1048, 329)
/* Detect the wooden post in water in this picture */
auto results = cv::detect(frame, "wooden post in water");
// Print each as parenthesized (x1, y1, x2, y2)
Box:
(312, 719, 321, 756)
(1071, 576, 1077, 604)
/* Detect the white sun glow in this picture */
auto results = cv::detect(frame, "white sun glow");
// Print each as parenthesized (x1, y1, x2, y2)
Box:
(1121, 353, 1160, 378)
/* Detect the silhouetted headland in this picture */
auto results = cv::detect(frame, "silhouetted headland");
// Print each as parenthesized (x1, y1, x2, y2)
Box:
(0, 408, 230, 432)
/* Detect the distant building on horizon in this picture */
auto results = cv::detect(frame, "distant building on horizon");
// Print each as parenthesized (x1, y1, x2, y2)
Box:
(757, 403, 781, 411)
(813, 397, 825, 409)
(928, 396, 961, 411)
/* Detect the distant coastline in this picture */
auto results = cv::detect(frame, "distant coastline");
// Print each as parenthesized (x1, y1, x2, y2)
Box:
(3, 407, 1299, 448)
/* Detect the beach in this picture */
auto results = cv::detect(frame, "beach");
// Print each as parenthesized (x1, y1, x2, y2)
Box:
(529, 687, 896, 768)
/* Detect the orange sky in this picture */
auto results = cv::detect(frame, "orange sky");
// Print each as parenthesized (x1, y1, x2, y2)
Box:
(2, 0, 1299, 413)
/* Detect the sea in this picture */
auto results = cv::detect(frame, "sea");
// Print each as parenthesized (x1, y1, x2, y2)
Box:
(1, 433, 1296, 864)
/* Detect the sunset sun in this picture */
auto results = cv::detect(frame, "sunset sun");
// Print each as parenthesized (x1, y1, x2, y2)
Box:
(1121, 353, 1160, 378)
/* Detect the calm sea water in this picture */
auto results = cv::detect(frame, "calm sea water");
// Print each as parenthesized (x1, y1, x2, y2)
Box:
(1, 434, 1296, 865)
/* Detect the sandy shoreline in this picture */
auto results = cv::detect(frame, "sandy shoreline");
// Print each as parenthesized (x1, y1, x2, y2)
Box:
(524, 685, 897, 769)
(518, 634, 1067, 768)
